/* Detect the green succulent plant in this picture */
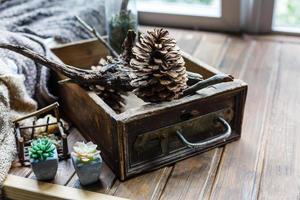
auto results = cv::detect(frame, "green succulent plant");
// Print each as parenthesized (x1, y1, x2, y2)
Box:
(29, 138, 56, 161)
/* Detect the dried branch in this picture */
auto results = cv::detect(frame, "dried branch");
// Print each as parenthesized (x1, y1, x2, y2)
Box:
(0, 42, 224, 97)
(182, 74, 234, 97)
(75, 16, 118, 58)
(0, 26, 233, 103)
(0, 43, 134, 91)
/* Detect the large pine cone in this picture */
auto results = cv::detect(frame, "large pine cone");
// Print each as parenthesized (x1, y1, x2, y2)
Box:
(130, 29, 188, 102)
(90, 57, 126, 113)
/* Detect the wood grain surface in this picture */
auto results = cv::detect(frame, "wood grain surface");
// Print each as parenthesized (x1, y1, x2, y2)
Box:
(3, 175, 127, 200)
(8, 27, 300, 200)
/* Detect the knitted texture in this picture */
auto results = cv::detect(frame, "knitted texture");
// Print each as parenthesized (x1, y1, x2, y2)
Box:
(0, 30, 56, 107)
(0, 32, 54, 189)
(0, 73, 37, 188)
(0, 0, 106, 43)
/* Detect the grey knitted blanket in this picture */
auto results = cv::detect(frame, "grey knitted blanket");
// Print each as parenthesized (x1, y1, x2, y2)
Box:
(0, 31, 57, 107)
(0, 0, 105, 189)
(0, 0, 106, 43)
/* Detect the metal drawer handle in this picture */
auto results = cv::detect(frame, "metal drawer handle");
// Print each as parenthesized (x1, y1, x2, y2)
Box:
(176, 117, 232, 149)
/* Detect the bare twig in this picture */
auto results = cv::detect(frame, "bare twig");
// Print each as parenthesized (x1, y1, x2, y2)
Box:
(75, 16, 118, 58)
(182, 74, 234, 97)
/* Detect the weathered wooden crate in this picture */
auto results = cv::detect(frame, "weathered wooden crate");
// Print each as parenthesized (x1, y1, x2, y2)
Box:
(51, 39, 247, 181)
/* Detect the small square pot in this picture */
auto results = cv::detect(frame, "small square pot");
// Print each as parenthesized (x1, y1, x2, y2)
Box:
(71, 155, 102, 186)
(30, 149, 58, 181)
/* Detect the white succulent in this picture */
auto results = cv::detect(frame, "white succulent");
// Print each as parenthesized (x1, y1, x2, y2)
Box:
(72, 141, 100, 163)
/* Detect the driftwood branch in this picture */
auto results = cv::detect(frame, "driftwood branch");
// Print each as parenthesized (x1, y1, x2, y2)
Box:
(0, 25, 233, 102)
(75, 16, 118, 58)
(0, 43, 232, 98)
(182, 74, 234, 97)
(0, 43, 134, 91)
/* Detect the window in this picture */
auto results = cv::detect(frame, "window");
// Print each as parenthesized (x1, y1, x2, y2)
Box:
(138, 0, 300, 35)
(138, 0, 240, 32)
(273, 0, 300, 33)
(138, 0, 221, 17)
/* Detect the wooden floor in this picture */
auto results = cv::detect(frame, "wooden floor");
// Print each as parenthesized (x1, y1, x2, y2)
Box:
(8, 27, 300, 200)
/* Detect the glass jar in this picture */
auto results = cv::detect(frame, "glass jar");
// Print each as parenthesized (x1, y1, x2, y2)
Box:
(106, 0, 138, 54)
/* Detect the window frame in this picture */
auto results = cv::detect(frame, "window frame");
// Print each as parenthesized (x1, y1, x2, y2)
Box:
(138, 0, 241, 32)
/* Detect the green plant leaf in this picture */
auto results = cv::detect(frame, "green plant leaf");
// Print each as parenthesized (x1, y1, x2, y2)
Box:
(29, 138, 56, 161)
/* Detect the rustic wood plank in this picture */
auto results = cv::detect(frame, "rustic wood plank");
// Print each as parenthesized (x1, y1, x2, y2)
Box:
(160, 149, 222, 200)
(172, 30, 202, 55)
(110, 167, 172, 200)
(3, 175, 127, 200)
(209, 40, 281, 199)
(257, 43, 300, 199)
(218, 36, 253, 77)
(192, 32, 230, 67)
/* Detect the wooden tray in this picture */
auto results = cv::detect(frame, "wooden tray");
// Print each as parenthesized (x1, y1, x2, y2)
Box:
(51, 39, 247, 180)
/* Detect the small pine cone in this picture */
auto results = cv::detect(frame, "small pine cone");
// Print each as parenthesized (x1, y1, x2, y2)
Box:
(130, 28, 188, 102)
(90, 57, 126, 113)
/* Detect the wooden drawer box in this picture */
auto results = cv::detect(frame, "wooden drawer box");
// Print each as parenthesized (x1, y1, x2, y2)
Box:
(51, 39, 247, 180)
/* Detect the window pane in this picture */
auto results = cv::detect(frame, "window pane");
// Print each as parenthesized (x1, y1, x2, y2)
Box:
(138, 0, 221, 17)
(273, 0, 300, 31)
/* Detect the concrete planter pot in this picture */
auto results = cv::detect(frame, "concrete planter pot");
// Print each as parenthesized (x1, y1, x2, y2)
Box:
(30, 149, 58, 181)
(71, 155, 102, 186)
